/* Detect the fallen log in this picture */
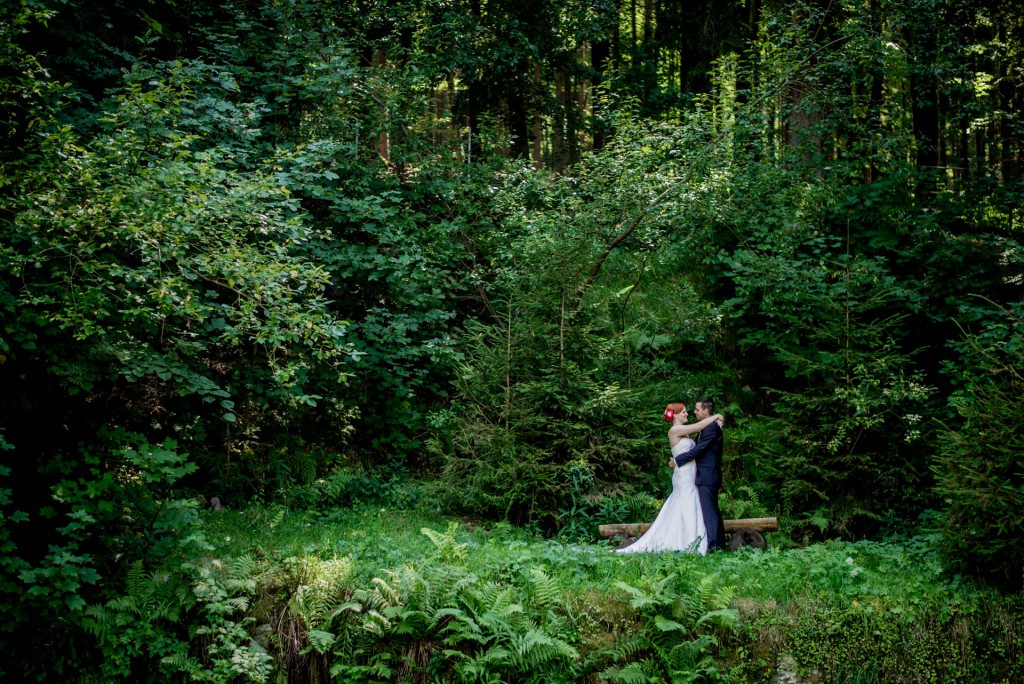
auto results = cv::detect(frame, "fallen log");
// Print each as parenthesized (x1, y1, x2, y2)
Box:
(599, 517, 778, 539)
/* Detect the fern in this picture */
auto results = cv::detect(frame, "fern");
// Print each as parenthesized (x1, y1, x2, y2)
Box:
(325, 600, 362, 626)
(671, 574, 735, 627)
(653, 614, 687, 633)
(602, 632, 650, 663)
(160, 651, 204, 677)
(363, 608, 393, 635)
(663, 634, 720, 683)
(288, 556, 354, 630)
(529, 566, 562, 609)
(305, 628, 336, 653)
(124, 561, 148, 609)
(421, 522, 469, 566)
(453, 645, 511, 684)
(330, 651, 394, 680)
(614, 573, 677, 612)
(693, 608, 738, 631)
(184, 557, 274, 681)
(601, 572, 739, 683)
(370, 575, 401, 606)
(437, 607, 485, 645)
(323, 546, 583, 683)
(510, 628, 579, 666)
(85, 561, 192, 642)
(600, 661, 654, 684)
(621, 493, 662, 522)
(267, 506, 287, 531)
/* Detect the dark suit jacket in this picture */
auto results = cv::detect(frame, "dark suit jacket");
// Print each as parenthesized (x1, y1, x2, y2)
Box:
(673, 421, 723, 488)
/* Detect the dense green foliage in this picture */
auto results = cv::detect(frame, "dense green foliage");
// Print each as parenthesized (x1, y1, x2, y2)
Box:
(931, 299, 1024, 589)
(71, 505, 1024, 682)
(1, 0, 1023, 678)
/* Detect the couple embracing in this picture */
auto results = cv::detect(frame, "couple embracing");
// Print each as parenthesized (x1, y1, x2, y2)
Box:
(617, 397, 726, 555)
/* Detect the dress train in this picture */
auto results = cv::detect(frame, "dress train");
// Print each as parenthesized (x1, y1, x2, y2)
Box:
(616, 438, 707, 555)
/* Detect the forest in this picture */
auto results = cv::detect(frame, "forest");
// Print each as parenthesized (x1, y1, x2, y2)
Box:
(1, 0, 1022, 681)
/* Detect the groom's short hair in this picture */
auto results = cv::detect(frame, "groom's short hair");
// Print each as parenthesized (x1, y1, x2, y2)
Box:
(696, 396, 714, 413)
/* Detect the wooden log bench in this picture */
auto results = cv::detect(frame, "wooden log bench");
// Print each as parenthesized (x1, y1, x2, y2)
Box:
(599, 517, 778, 551)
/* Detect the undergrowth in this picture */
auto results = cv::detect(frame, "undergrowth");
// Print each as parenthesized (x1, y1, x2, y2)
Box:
(80, 506, 1022, 683)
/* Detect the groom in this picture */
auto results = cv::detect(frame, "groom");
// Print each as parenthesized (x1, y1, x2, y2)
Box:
(673, 397, 726, 552)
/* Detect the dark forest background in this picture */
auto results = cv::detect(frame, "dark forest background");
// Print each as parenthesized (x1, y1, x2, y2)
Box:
(1, 0, 1022, 679)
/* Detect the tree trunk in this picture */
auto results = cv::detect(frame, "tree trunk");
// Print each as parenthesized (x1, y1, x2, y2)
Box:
(552, 70, 567, 171)
(532, 64, 543, 168)
(642, 0, 656, 110)
(577, 42, 590, 154)
(997, 23, 1017, 184)
(591, 0, 616, 150)
(374, 47, 390, 162)
(910, 14, 939, 193)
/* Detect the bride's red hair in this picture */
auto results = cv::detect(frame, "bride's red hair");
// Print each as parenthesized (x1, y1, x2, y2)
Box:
(664, 402, 686, 422)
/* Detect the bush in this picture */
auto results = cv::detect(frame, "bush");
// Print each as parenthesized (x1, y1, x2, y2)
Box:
(932, 299, 1024, 590)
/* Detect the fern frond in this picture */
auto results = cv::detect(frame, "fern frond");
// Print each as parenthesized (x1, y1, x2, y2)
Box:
(450, 569, 480, 597)
(529, 567, 562, 609)
(672, 590, 703, 626)
(478, 582, 516, 614)
(476, 614, 515, 641)
(82, 605, 111, 638)
(600, 661, 654, 684)
(693, 608, 738, 630)
(510, 629, 579, 666)
(623, 493, 661, 521)
(390, 607, 433, 635)
(600, 632, 651, 663)
(710, 582, 737, 611)
(125, 561, 148, 604)
(227, 553, 257, 578)
(325, 600, 362, 625)
(224, 596, 250, 612)
(420, 522, 468, 566)
(365, 653, 393, 678)
(665, 633, 718, 670)
(160, 651, 203, 675)
(105, 595, 140, 614)
(436, 606, 483, 643)
(362, 609, 392, 636)
(371, 575, 402, 607)
(613, 580, 660, 611)
(653, 615, 687, 633)
(306, 628, 336, 653)
(477, 644, 513, 665)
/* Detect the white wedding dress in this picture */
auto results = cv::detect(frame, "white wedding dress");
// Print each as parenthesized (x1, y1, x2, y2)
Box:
(616, 438, 707, 555)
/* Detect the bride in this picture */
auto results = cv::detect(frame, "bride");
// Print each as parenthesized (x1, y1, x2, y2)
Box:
(616, 402, 724, 555)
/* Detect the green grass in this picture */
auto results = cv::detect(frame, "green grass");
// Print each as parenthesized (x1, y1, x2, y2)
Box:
(178, 504, 1024, 683)
(202, 505, 463, 583)
(201, 505, 970, 607)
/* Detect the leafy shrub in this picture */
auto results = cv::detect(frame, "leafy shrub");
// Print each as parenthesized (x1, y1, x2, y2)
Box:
(0, 430, 213, 681)
(287, 464, 421, 512)
(932, 298, 1024, 590)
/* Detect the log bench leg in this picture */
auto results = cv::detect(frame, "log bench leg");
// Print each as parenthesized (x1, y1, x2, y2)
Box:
(728, 528, 766, 551)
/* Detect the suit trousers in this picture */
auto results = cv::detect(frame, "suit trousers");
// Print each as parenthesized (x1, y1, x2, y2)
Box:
(696, 485, 726, 551)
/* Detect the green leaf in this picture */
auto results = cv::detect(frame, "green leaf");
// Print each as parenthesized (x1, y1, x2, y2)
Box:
(654, 615, 687, 632)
